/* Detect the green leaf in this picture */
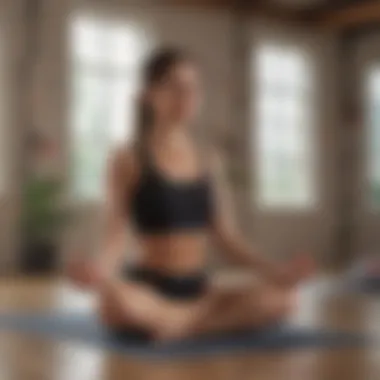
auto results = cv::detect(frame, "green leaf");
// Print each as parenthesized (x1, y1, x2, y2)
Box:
(21, 178, 71, 242)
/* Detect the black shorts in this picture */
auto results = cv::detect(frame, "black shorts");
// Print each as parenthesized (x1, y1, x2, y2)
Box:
(123, 266, 208, 300)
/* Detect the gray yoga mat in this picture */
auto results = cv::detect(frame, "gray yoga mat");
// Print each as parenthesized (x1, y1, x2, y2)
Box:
(0, 312, 371, 359)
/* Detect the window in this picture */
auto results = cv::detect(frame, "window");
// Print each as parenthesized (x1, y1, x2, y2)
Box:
(366, 66, 380, 209)
(69, 16, 147, 200)
(253, 44, 315, 210)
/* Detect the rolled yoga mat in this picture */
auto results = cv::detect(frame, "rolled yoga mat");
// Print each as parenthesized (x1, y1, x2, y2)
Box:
(0, 312, 371, 359)
(344, 258, 380, 294)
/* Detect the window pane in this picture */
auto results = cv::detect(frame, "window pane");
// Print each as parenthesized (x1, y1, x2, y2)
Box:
(69, 17, 144, 201)
(108, 77, 137, 143)
(254, 44, 314, 209)
(367, 67, 380, 208)
(108, 26, 145, 68)
(71, 18, 107, 64)
(258, 46, 309, 90)
(70, 70, 112, 199)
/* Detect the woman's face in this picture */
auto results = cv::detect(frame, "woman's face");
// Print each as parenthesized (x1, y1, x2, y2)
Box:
(148, 62, 202, 126)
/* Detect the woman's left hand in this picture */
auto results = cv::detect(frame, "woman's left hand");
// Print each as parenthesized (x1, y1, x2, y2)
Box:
(265, 254, 315, 286)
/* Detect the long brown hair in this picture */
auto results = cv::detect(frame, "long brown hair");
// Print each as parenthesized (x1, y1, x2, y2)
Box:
(136, 47, 195, 156)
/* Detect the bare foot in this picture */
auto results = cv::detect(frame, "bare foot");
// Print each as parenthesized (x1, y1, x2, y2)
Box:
(152, 309, 193, 342)
(152, 300, 207, 343)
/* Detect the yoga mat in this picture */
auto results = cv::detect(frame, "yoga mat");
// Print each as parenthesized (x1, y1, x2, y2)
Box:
(0, 312, 371, 359)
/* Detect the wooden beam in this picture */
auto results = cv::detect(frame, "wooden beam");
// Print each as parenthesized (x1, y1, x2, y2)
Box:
(320, 1, 380, 30)
(248, 3, 310, 25)
(149, 0, 234, 9)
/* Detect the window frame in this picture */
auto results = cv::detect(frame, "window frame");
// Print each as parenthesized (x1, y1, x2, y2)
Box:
(251, 41, 317, 213)
(67, 15, 146, 203)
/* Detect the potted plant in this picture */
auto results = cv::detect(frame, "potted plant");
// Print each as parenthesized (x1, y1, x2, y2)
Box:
(21, 177, 68, 274)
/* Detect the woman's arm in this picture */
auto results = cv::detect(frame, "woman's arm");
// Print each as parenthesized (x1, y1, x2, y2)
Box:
(96, 146, 137, 274)
(210, 152, 314, 284)
(68, 145, 138, 288)
(210, 152, 279, 277)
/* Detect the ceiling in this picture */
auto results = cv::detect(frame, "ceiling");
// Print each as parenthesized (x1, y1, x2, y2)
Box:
(260, 0, 365, 11)
(167, 0, 380, 31)
(269, 0, 328, 10)
(254, 0, 379, 31)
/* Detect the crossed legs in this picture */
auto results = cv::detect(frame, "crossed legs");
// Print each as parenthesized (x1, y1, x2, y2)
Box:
(98, 274, 296, 341)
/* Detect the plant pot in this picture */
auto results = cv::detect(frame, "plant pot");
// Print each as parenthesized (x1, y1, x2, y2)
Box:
(21, 240, 59, 275)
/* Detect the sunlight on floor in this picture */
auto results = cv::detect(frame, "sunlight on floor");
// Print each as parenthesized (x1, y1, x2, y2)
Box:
(54, 343, 106, 380)
(51, 280, 96, 312)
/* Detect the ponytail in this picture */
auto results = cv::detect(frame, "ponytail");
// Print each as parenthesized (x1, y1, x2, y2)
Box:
(135, 47, 194, 156)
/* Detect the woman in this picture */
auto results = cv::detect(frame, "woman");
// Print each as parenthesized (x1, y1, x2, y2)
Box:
(68, 47, 314, 342)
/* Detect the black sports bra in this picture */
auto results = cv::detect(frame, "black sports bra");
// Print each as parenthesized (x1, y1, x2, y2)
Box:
(130, 157, 213, 234)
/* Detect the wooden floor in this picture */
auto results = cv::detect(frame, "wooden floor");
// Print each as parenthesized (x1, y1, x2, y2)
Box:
(0, 275, 379, 380)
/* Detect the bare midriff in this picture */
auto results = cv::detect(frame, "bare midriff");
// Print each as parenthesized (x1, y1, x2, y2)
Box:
(135, 231, 209, 275)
